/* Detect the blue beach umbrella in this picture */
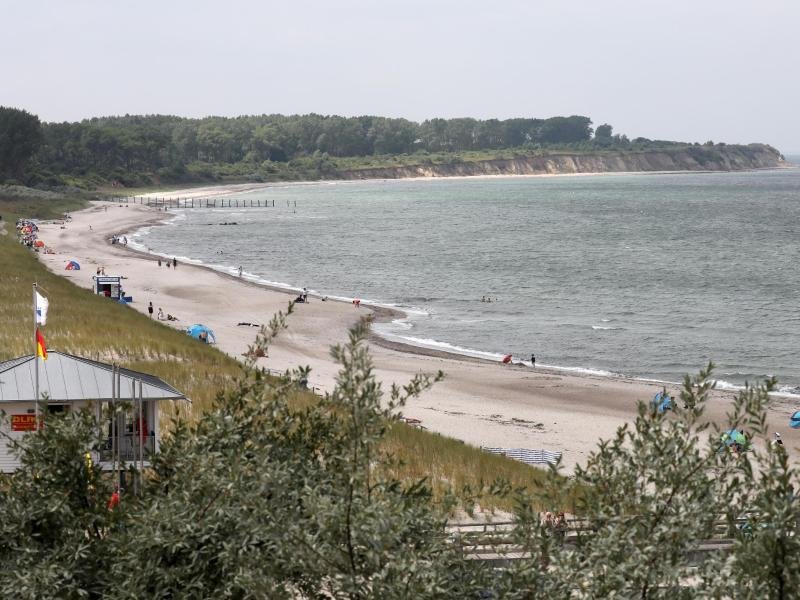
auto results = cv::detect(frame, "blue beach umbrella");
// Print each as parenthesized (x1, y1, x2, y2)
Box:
(186, 324, 215, 343)
(790, 411, 800, 429)
(651, 391, 673, 413)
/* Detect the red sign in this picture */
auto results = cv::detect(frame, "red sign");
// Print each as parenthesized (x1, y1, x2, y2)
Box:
(11, 415, 39, 432)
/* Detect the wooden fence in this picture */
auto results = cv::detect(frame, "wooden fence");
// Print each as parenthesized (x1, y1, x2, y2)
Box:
(445, 516, 753, 567)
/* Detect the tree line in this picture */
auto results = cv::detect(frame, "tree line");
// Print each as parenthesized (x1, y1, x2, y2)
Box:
(37, 113, 596, 166)
(2, 106, 643, 185)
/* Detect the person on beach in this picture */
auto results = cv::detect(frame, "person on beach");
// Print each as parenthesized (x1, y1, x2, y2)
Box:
(173, 257, 177, 268)
(148, 302, 153, 318)
(353, 298, 361, 308)
(158, 259, 161, 267)
(166, 261, 170, 269)
(157, 308, 165, 320)
(302, 287, 309, 302)
(531, 353, 536, 367)
(238, 266, 243, 277)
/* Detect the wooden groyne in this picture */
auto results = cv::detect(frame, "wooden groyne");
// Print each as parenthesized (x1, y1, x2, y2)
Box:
(102, 196, 279, 209)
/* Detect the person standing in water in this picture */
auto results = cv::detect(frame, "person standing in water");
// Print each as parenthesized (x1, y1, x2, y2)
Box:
(238, 266, 243, 277)
(531, 354, 536, 367)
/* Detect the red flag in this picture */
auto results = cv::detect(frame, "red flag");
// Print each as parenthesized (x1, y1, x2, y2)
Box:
(36, 328, 48, 360)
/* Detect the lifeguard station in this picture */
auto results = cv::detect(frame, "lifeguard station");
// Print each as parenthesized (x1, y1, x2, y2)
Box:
(93, 275, 124, 300)
(0, 351, 186, 473)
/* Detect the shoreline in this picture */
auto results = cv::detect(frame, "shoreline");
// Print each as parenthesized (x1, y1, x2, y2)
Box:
(36, 202, 797, 471)
(125, 198, 800, 400)
(131, 164, 797, 201)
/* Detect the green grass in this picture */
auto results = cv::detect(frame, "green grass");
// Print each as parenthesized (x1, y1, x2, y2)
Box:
(1, 194, 564, 510)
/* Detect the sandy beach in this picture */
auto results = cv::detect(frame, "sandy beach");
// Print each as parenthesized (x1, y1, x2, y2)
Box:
(35, 200, 797, 471)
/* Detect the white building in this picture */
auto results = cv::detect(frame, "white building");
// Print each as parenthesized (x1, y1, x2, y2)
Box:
(0, 351, 186, 472)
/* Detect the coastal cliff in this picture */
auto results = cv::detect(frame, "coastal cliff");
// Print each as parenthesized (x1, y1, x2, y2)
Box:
(340, 144, 785, 180)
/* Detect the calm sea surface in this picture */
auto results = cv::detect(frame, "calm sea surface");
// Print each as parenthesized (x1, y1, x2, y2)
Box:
(133, 169, 800, 393)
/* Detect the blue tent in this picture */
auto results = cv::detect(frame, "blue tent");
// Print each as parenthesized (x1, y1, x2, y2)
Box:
(722, 429, 748, 447)
(651, 391, 673, 413)
(790, 411, 800, 429)
(186, 324, 215, 343)
(65, 260, 80, 270)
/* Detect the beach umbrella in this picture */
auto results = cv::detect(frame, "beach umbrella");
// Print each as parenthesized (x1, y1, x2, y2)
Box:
(790, 411, 800, 429)
(721, 429, 747, 447)
(65, 260, 81, 270)
(34, 240, 45, 248)
(651, 391, 673, 413)
(186, 324, 215, 343)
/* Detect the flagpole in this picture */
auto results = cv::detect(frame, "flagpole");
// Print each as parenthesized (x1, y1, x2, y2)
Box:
(33, 283, 39, 426)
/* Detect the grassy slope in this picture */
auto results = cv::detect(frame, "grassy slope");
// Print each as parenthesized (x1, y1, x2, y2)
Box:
(1, 195, 564, 510)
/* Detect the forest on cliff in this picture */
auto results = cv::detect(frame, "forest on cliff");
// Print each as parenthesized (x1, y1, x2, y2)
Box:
(0, 106, 778, 188)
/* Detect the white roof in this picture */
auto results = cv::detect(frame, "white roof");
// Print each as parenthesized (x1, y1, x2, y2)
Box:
(0, 352, 185, 403)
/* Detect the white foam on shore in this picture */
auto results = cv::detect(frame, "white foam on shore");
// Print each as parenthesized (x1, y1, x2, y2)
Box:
(631, 374, 800, 400)
(127, 214, 800, 398)
(374, 318, 620, 377)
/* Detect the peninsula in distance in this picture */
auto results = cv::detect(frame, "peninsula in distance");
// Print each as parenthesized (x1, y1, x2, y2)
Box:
(0, 106, 786, 190)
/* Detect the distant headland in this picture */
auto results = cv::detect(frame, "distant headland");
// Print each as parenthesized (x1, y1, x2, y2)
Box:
(0, 107, 786, 190)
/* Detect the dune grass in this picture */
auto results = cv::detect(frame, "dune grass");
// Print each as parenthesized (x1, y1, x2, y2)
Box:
(1, 196, 564, 510)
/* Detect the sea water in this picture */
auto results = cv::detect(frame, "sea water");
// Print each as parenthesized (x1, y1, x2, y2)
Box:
(131, 169, 800, 393)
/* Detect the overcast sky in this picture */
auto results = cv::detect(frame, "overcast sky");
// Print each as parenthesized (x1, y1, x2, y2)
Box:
(4, 0, 799, 152)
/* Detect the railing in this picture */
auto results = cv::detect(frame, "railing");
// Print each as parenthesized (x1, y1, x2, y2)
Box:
(445, 514, 789, 566)
(99, 435, 155, 462)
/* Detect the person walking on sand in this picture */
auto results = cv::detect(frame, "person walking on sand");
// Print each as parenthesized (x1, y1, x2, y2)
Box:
(158, 259, 161, 267)
(148, 302, 154, 318)
(238, 266, 243, 277)
(531, 353, 536, 367)
(173, 257, 177, 268)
